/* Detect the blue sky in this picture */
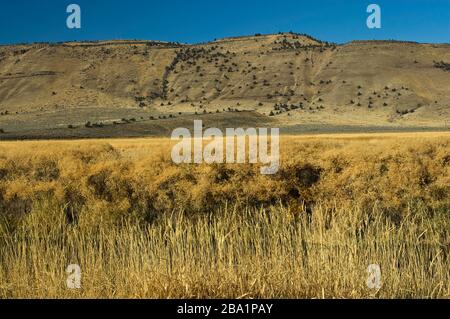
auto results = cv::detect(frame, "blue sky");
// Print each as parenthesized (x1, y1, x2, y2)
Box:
(0, 0, 449, 45)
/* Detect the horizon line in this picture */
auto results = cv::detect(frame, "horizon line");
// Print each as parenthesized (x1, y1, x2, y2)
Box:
(1, 31, 449, 47)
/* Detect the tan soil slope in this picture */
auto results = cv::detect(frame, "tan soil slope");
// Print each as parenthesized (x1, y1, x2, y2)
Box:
(0, 33, 449, 128)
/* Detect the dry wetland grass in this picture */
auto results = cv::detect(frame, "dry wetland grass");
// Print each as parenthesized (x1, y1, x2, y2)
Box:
(0, 133, 449, 298)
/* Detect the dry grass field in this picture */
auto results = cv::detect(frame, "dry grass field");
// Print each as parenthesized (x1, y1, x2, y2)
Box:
(0, 133, 448, 298)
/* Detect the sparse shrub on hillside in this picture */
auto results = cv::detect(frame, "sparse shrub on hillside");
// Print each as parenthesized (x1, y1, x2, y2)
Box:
(434, 61, 450, 71)
(92, 122, 104, 128)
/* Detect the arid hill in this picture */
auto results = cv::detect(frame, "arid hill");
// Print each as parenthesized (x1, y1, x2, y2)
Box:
(0, 33, 449, 138)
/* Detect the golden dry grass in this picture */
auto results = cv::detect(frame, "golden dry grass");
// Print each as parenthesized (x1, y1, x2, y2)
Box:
(0, 133, 449, 298)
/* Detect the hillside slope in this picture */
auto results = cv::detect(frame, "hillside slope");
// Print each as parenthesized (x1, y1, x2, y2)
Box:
(0, 33, 449, 136)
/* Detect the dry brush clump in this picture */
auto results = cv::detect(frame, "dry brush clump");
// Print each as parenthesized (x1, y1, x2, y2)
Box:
(0, 134, 448, 298)
(0, 134, 448, 224)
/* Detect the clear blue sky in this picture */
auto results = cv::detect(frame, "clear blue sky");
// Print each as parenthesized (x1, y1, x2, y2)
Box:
(0, 0, 449, 45)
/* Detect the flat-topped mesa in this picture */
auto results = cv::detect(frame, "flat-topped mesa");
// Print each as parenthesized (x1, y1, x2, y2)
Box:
(0, 32, 449, 129)
(349, 39, 420, 45)
(61, 40, 185, 48)
(0, 40, 186, 50)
